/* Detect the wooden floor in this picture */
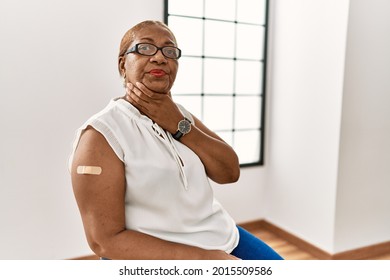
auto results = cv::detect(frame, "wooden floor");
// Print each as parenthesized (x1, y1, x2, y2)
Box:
(251, 227, 317, 260)
(250, 226, 390, 260)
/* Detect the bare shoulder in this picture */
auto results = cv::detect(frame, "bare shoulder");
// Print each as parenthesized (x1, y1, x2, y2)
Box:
(74, 126, 113, 160)
(70, 126, 125, 190)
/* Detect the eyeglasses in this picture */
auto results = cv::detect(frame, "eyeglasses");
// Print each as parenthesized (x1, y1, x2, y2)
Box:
(125, 43, 181, 59)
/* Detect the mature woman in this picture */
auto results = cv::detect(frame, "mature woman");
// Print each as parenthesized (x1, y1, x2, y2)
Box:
(69, 20, 283, 260)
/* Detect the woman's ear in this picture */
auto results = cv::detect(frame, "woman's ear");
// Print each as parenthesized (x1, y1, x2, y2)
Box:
(118, 57, 127, 87)
(118, 57, 126, 77)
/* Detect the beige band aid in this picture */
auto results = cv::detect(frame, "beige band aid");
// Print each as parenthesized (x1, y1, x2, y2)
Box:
(77, 166, 102, 175)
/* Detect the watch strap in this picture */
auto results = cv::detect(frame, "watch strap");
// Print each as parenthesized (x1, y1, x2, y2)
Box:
(172, 130, 184, 140)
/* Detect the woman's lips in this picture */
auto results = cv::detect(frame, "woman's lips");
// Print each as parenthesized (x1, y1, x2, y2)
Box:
(149, 69, 166, 77)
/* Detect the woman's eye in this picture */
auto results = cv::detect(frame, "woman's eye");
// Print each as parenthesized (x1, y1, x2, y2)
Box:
(139, 45, 150, 51)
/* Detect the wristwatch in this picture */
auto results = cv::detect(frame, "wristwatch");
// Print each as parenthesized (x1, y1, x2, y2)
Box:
(172, 117, 192, 140)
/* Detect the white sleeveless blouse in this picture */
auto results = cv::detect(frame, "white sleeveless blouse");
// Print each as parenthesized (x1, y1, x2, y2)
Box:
(69, 98, 239, 252)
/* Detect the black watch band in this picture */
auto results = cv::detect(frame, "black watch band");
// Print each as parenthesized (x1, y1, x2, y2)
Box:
(172, 130, 184, 140)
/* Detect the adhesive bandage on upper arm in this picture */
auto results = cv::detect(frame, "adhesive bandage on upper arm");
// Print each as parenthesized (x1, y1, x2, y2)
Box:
(77, 166, 102, 175)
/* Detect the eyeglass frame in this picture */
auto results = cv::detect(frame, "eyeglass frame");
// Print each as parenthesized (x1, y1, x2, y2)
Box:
(125, 43, 182, 59)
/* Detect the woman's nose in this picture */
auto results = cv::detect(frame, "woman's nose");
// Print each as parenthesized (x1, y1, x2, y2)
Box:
(150, 49, 167, 63)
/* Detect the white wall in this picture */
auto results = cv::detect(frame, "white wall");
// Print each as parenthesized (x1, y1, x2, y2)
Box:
(265, 0, 350, 252)
(266, 0, 390, 254)
(0, 0, 165, 259)
(334, 0, 390, 252)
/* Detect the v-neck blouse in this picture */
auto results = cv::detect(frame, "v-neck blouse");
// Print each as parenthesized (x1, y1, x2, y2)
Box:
(69, 98, 239, 253)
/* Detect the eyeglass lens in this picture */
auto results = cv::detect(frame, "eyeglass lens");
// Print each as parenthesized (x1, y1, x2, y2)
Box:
(137, 43, 181, 59)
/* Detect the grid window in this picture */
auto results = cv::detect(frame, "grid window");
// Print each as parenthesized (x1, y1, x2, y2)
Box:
(165, 0, 268, 166)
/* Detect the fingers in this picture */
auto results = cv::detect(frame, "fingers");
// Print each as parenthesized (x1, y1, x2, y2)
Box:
(125, 83, 150, 114)
(127, 82, 156, 99)
(126, 83, 149, 103)
(133, 82, 154, 98)
(124, 82, 180, 131)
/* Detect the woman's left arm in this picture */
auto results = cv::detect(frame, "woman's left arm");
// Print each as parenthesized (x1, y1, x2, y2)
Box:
(179, 114, 240, 184)
(126, 82, 240, 184)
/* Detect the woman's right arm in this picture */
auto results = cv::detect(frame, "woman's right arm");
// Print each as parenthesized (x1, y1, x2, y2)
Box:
(71, 126, 238, 260)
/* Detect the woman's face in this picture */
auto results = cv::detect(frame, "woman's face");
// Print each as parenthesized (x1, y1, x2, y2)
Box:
(123, 25, 179, 94)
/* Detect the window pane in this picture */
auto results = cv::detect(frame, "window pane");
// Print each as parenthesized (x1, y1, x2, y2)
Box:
(205, 0, 236, 21)
(169, 16, 203, 56)
(167, 0, 268, 166)
(236, 24, 264, 60)
(235, 60, 262, 94)
(237, 0, 267, 24)
(234, 96, 261, 129)
(168, 0, 203, 17)
(204, 58, 234, 94)
(234, 130, 261, 164)
(204, 20, 235, 58)
(173, 95, 202, 119)
(173, 57, 202, 94)
(203, 96, 233, 131)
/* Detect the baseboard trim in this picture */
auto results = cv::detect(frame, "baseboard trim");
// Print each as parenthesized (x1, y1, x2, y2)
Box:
(239, 219, 390, 260)
(331, 240, 390, 260)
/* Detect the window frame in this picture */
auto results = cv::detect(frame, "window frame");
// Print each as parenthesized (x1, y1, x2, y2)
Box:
(164, 0, 269, 167)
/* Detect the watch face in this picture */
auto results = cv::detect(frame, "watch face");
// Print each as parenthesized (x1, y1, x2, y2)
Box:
(178, 119, 191, 134)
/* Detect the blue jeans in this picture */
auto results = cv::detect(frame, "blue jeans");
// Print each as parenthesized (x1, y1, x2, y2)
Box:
(231, 226, 284, 260)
